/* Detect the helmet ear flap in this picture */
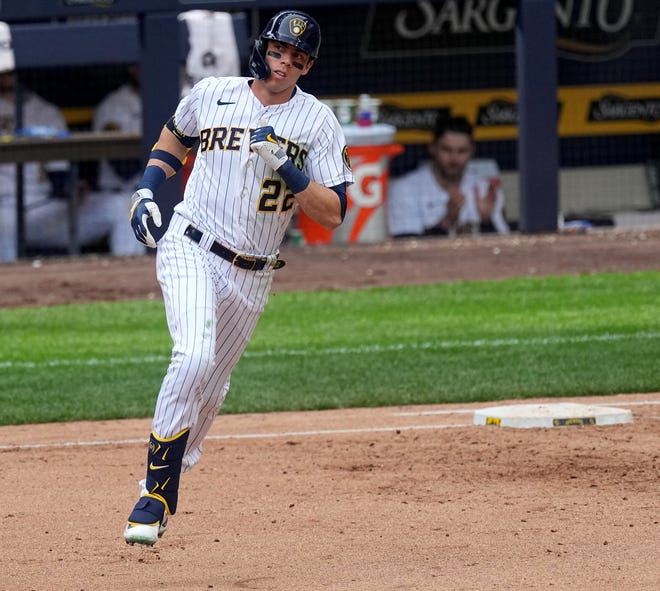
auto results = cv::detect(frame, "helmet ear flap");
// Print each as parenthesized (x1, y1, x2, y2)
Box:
(248, 38, 271, 80)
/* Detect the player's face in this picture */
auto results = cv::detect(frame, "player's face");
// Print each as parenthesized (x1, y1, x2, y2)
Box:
(430, 131, 474, 182)
(264, 40, 313, 92)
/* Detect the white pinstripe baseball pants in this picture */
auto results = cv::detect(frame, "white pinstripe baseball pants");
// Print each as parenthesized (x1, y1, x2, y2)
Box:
(152, 213, 274, 472)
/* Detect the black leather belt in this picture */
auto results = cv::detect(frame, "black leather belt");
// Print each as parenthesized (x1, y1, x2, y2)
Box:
(184, 225, 285, 270)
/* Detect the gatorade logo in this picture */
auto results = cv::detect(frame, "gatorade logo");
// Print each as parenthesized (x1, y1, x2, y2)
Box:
(352, 160, 385, 208)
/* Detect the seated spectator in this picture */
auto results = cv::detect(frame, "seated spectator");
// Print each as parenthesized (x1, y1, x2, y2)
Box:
(0, 66, 143, 262)
(92, 65, 143, 198)
(387, 116, 509, 238)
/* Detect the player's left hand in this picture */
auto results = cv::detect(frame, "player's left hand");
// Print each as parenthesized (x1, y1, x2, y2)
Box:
(250, 125, 288, 170)
(129, 188, 162, 248)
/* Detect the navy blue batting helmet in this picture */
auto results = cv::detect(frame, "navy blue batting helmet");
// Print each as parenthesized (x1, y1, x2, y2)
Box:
(249, 10, 321, 80)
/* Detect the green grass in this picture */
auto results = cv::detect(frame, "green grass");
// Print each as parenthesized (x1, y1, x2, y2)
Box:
(1, 271, 659, 425)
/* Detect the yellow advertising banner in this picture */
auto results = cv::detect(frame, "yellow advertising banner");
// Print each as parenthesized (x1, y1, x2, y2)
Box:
(364, 83, 660, 144)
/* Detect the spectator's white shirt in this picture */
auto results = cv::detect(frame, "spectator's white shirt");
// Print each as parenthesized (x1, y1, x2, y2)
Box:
(387, 160, 509, 236)
(92, 83, 142, 191)
(0, 92, 68, 207)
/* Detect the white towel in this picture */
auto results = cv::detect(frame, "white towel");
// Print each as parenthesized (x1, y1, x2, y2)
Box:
(0, 21, 15, 74)
(179, 10, 240, 86)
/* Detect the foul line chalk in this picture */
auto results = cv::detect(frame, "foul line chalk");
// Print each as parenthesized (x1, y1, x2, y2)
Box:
(2, 397, 657, 451)
(0, 423, 471, 452)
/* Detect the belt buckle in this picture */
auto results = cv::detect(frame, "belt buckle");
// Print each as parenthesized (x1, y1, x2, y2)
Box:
(234, 253, 258, 270)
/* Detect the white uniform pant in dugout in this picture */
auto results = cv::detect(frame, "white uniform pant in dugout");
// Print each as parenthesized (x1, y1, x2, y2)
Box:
(152, 212, 274, 472)
(0, 190, 145, 261)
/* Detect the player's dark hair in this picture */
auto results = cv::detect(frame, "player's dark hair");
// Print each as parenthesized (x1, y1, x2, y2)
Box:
(433, 115, 473, 141)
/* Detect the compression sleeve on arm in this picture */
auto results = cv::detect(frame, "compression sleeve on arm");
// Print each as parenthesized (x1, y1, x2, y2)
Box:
(332, 183, 348, 221)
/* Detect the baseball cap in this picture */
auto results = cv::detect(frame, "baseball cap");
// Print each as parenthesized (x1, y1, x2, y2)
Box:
(0, 22, 15, 74)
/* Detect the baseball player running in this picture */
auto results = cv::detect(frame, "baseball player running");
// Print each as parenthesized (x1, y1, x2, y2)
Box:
(124, 10, 354, 546)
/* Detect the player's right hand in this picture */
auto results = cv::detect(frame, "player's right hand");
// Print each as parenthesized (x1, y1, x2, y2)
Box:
(250, 125, 288, 171)
(129, 188, 162, 249)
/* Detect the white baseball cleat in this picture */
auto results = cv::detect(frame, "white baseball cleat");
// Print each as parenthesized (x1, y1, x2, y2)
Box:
(124, 513, 168, 546)
(124, 496, 168, 546)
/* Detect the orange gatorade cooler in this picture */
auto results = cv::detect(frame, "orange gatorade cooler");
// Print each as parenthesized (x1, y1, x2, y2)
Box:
(297, 123, 402, 244)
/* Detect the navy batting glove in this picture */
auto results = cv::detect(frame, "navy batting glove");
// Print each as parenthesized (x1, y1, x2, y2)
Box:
(129, 188, 162, 249)
(249, 125, 277, 144)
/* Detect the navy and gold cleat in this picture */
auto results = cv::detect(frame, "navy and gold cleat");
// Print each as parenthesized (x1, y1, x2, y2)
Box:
(124, 496, 168, 546)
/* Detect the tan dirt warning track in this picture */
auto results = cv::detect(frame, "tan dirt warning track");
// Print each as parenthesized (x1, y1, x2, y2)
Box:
(1, 229, 659, 590)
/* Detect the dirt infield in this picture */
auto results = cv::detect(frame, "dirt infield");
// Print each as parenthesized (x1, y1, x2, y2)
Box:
(1, 396, 659, 590)
(1, 228, 659, 590)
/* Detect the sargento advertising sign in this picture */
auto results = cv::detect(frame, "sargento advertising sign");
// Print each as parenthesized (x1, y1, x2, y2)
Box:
(362, 0, 660, 61)
(359, 83, 660, 143)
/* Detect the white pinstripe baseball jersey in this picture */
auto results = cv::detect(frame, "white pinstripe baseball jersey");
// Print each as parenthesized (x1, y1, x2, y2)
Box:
(172, 76, 353, 255)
